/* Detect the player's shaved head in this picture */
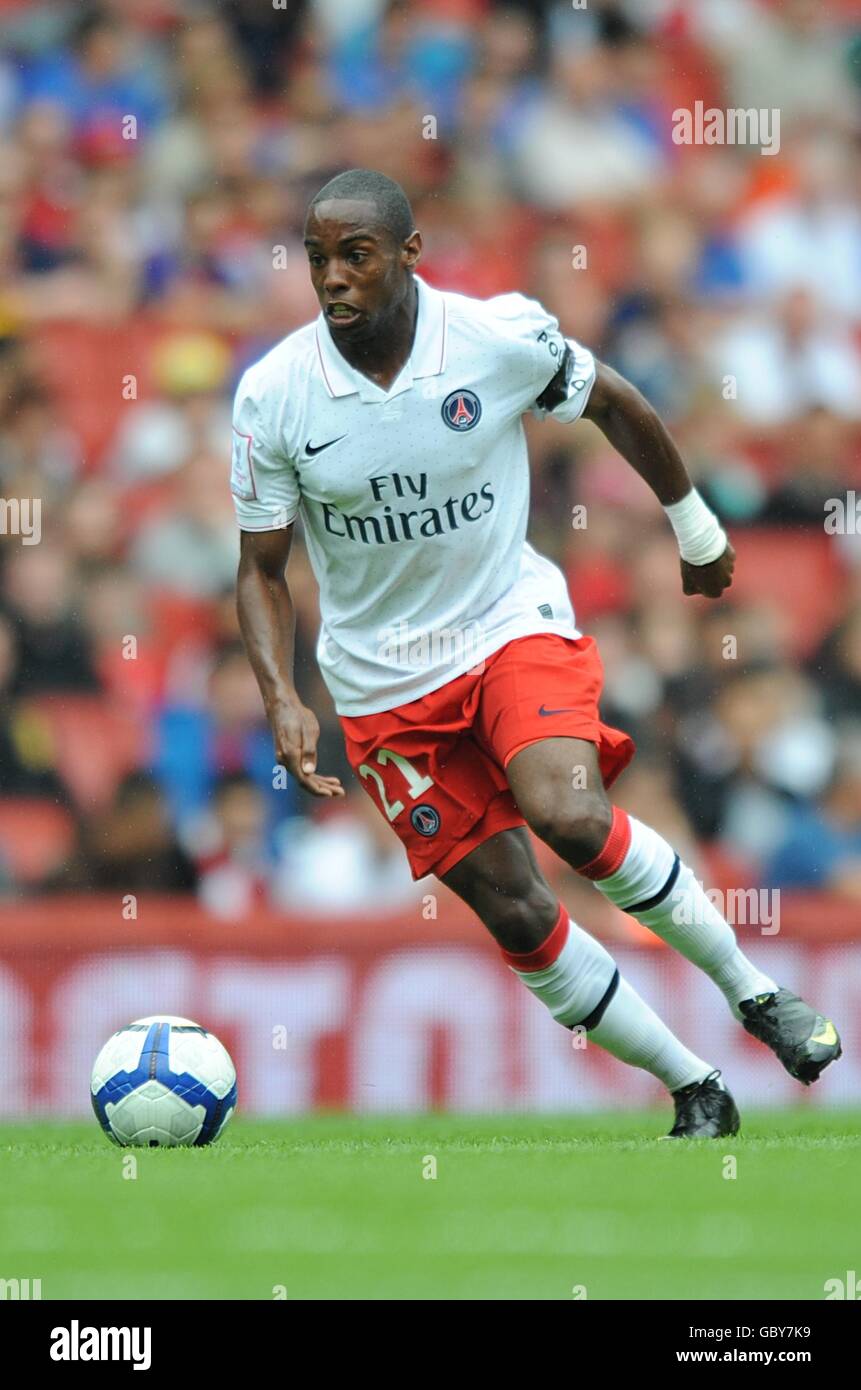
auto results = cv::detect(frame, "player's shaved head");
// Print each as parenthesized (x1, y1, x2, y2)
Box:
(303, 168, 422, 350)
(307, 169, 415, 246)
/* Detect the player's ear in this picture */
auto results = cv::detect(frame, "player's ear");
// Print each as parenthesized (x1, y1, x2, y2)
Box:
(402, 230, 422, 270)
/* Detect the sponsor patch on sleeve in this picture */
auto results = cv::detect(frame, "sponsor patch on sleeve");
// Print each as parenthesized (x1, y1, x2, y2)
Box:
(230, 427, 257, 501)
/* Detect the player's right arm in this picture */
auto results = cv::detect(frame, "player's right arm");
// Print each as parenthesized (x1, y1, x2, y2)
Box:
(231, 364, 344, 799)
(236, 526, 344, 798)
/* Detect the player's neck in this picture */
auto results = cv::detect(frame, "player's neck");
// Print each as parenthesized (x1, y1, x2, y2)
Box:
(332, 277, 418, 393)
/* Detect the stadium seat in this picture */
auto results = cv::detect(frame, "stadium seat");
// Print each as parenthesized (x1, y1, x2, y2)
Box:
(22, 695, 147, 811)
(147, 590, 220, 651)
(726, 529, 846, 658)
(35, 321, 168, 469)
(0, 798, 75, 884)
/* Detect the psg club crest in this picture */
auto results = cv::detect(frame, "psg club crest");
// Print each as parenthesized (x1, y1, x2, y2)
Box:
(411, 804, 440, 837)
(441, 389, 482, 432)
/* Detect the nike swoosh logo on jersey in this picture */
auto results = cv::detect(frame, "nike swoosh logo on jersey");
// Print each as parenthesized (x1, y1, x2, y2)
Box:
(305, 435, 347, 456)
(538, 704, 576, 716)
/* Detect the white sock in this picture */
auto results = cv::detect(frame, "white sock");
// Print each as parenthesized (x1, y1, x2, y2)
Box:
(589, 978, 714, 1093)
(503, 904, 714, 1093)
(583, 811, 777, 1014)
(503, 907, 617, 1026)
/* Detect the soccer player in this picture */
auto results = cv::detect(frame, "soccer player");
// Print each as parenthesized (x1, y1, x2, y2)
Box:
(233, 169, 841, 1136)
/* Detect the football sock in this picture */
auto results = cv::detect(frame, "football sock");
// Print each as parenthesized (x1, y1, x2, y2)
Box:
(580, 808, 777, 1014)
(502, 903, 714, 1093)
(587, 978, 714, 1093)
(501, 902, 615, 1026)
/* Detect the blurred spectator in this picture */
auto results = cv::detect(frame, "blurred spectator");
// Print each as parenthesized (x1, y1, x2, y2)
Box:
(675, 666, 835, 861)
(272, 786, 422, 915)
(105, 331, 232, 485)
(813, 607, 861, 722)
(760, 409, 857, 526)
(0, 380, 82, 494)
(153, 642, 298, 834)
(694, 0, 859, 129)
(195, 771, 272, 919)
(130, 450, 238, 598)
(708, 288, 861, 427)
(509, 35, 666, 209)
(0, 612, 66, 797)
(56, 770, 197, 892)
(2, 543, 99, 693)
(17, 6, 169, 143)
(735, 131, 861, 319)
(764, 736, 861, 897)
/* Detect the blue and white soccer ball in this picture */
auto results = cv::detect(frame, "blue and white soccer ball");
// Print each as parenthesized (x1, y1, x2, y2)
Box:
(91, 1015, 237, 1147)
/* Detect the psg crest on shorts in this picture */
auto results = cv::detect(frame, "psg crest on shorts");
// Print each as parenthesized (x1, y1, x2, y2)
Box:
(411, 804, 440, 836)
(441, 389, 482, 432)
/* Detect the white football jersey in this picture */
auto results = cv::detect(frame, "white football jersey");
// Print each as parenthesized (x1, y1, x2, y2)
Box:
(231, 274, 596, 715)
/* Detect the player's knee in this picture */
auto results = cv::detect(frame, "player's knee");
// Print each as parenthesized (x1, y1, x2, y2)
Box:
(527, 794, 612, 867)
(481, 879, 558, 953)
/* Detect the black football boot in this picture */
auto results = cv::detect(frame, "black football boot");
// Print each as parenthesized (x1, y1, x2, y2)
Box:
(739, 989, 841, 1085)
(665, 1070, 741, 1139)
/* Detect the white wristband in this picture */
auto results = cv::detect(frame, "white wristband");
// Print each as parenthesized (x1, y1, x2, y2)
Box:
(664, 488, 727, 566)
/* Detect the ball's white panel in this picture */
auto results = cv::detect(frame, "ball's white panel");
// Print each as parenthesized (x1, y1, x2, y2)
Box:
(105, 1081, 205, 1146)
(90, 1028, 149, 1093)
(168, 1029, 236, 1098)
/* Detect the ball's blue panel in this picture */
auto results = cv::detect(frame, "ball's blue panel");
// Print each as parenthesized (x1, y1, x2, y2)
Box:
(91, 1020, 161, 1136)
(194, 1075, 238, 1146)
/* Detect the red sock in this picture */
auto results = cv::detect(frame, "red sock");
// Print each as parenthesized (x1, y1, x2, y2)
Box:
(577, 806, 632, 880)
(500, 900, 569, 971)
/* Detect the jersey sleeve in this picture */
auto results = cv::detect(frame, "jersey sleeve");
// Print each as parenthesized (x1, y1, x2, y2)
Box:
(230, 370, 301, 531)
(530, 332, 597, 424)
(496, 293, 597, 423)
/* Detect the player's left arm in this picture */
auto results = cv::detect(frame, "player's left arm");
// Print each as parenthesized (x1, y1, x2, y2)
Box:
(577, 358, 734, 599)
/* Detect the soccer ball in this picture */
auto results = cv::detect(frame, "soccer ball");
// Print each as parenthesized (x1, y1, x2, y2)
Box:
(91, 1015, 237, 1147)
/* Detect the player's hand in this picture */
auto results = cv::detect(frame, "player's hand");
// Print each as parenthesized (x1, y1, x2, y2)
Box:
(269, 698, 345, 798)
(680, 541, 735, 599)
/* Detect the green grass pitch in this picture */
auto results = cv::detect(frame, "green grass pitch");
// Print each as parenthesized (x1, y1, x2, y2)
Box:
(2, 1110, 859, 1301)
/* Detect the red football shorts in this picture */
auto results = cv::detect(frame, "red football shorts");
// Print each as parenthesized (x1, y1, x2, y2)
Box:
(339, 632, 635, 881)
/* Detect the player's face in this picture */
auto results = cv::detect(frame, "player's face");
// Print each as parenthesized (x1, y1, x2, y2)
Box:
(303, 198, 421, 343)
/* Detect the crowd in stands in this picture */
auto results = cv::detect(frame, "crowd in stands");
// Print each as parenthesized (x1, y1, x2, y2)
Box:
(0, 0, 859, 919)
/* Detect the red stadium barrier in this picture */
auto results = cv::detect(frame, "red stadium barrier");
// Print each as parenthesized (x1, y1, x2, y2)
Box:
(1, 896, 858, 1118)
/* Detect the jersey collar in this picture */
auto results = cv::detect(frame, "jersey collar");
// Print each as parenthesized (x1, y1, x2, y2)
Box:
(314, 273, 448, 402)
